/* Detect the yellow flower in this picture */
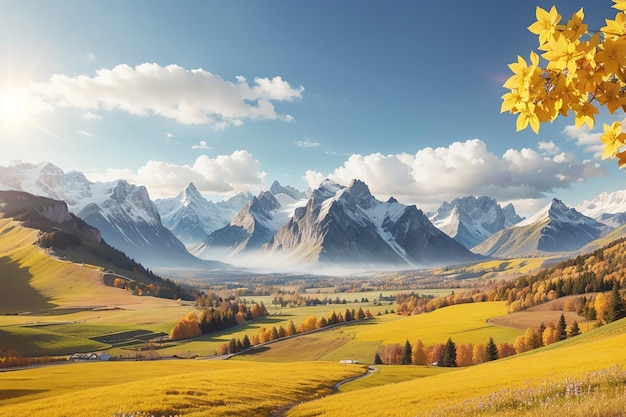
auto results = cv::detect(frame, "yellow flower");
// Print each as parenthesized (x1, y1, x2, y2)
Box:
(516, 102, 540, 133)
(563, 8, 587, 41)
(601, 13, 626, 39)
(612, 1, 626, 12)
(528, 6, 563, 45)
(596, 80, 626, 114)
(542, 33, 583, 76)
(595, 37, 626, 75)
(572, 99, 598, 129)
(500, 90, 528, 114)
(600, 121, 626, 159)
(503, 52, 539, 90)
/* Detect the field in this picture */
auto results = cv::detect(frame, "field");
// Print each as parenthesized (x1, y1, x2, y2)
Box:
(287, 318, 626, 417)
(0, 360, 366, 417)
(1, 215, 625, 416)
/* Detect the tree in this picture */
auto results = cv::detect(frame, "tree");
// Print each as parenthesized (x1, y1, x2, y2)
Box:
(242, 334, 251, 349)
(400, 340, 412, 365)
(456, 343, 474, 367)
(558, 313, 568, 341)
(442, 338, 457, 367)
(503, 1, 626, 169)
(486, 337, 499, 361)
(569, 320, 581, 337)
(412, 339, 428, 365)
(472, 343, 487, 364)
(542, 322, 560, 346)
(607, 282, 626, 323)
(374, 352, 383, 365)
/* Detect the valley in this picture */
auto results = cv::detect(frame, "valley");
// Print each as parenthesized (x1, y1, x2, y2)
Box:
(1, 172, 626, 416)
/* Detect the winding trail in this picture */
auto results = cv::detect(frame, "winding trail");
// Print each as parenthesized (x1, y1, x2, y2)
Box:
(270, 366, 377, 417)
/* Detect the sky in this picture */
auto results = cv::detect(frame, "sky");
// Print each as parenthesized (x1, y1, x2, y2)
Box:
(0, 0, 625, 217)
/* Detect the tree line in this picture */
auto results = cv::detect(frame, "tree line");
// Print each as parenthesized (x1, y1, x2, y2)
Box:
(374, 313, 585, 367)
(215, 307, 374, 355)
(169, 300, 269, 341)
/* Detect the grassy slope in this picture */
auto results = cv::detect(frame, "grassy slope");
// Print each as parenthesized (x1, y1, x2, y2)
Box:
(287, 318, 626, 417)
(233, 301, 523, 365)
(0, 360, 365, 417)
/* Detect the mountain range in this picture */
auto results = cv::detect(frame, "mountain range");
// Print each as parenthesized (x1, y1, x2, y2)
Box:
(0, 162, 219, 268)
(428, 196, 523, 249)
(472, 198, 614, 258)
(2, 161, 626, 272)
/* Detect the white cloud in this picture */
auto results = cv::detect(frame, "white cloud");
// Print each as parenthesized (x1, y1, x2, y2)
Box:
(304, 139, 607, 213)
(76, 130, 93, 137)
(86, 150, 266, 199)
(295, 139, 321, 148)
(537, 141, 560, 156)
(29, 63, 304, 129)
(192, 140, 211, 150)
(81, 111, 102, 121)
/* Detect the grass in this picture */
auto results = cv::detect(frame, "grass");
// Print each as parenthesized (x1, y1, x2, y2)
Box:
(0, 360, 366, 417)
(351, 301, 523, 346)
(338, 365, 455, 392)
(286, 318, 626, 416)
(0, 327, 108, 356)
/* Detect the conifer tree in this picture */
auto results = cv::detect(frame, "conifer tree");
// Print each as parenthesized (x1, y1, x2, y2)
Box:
(607, 282, 626, 323)
(486, 337, 499, 361)
(442, 338, 457, 367)
(557, 313, 568, 341)
(400, 340, 412, 365)
(374, 352, 383, 365)
(569, 321, 581, 337)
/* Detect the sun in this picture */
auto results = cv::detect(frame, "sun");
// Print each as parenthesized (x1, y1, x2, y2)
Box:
(0, 90, 28, 124)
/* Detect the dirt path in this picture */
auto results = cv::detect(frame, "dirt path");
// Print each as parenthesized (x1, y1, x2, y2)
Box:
(269, 366, 376, 417)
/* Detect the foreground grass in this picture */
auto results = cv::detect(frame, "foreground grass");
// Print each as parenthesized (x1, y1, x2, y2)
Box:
(287, 318, 626, 416)
(428, 365, 626, 417)
(0, 360, 365, 416)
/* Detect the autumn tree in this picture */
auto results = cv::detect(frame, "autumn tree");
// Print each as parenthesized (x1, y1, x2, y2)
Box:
(498, 342, 517, 359)
(502, 1, 626, 168)
(412, 339, 428, 365)
(486, 337, 499, 361)
(542, 322, 560, 346)
(456, 343, 474, 367)
(169, 311, 202, 341)
(472, 343, 487, 364)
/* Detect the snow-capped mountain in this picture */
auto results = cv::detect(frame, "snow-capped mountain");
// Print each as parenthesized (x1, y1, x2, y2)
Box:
(154, 183, 248, 245)
(575, 190, 626, 228)
(263, 179, 482, 268)
(269, 180, 308, 200)
(429, 196, 523, 249)
(472, 198, 612, 258)
(0, 162, 215, 268)
(191, 190, 301, 260)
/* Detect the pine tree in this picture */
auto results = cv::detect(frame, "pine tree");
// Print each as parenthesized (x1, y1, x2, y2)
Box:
(374, 352, 383, 365)
(569, 321, 581, 337)
(400, 340, 412, 365)
(486, 337, 498, 361)
(607, 282, 626, 323)
(557, 313, 568, 341)
(442, 338, 457, 367)
(242, 334, 251, 349)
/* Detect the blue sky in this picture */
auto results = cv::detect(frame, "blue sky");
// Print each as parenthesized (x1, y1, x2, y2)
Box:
(0, 0, 625, 216)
